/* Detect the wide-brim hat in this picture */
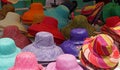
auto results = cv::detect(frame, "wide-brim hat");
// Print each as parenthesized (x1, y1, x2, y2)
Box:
(45, 5, 70, 29)
(28, 16, 65, 45)
(0, 38, 21, 70)
(0, 12, 27, 33)
(7, 0, 18, 4)
(81, 34, 119, 68)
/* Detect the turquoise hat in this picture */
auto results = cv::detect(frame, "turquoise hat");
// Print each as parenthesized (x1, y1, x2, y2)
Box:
(45, 5, 70, 29)
(0, 38, 21, 70)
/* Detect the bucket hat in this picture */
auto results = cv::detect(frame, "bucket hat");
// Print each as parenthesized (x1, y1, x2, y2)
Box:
(22, 32, 64, 61)
(0, 4, 15, 20)
(61, 15, 96, 39)
(0, 38, 21, 70)
(46, 54, 83, 70)
(2, 26, 32, 49)
(45, 5, 70, 29)
(28, 16, 65, 45)
(0, 12, 27, 33)
(79, 34, 120, 69)
(60, 28, 88, 57)
(9, 52, 45, 70)
(21, 3, 44, 25)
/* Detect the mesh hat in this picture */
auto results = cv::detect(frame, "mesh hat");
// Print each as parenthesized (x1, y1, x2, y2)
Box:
(0, 38, 21, 70)
(46, 54, 83, 70)
(22, 32, 64, 61)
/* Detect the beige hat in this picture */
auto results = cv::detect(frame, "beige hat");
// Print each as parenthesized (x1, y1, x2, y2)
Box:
(0, 12, 27, 33)
(7, 0, 18, 4)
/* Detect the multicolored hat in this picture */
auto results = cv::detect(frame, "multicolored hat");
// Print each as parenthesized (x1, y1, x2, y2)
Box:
(0, 12, 27, 33)
(45, 5, 70, 29)
(46, 54, 83, 70)
(28, 16, 65, 45)
(60, 28, 88, 57)
(61, 15, 96, 39)
(21, 3, 44, 25)
(0, 4, 15, 20)
(79, 34, 120, 69)
(0, 38, 21, 70)
(2, 26, 32, 49)
(22, 32, 64, 61)
(9, 52, 45, 70)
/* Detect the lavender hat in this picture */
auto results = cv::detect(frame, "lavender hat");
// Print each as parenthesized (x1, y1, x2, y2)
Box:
(22, 31, 64, 61)
(46, 54, 83, 70)
(60, 28, 88, 57)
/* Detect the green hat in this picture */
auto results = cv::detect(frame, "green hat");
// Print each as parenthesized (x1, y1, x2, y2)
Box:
(0, 38, 21, 70)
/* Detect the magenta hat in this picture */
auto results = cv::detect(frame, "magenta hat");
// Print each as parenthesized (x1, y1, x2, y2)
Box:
(46, 54, 83, 70)
(9, 52, 45, 70)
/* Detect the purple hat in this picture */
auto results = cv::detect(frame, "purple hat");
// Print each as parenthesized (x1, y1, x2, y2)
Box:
(46, 54, 83, 70)
(22, 31, 64, 61)
(60, 28, 88, 57)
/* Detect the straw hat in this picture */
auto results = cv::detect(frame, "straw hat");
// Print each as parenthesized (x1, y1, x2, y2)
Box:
(22, 32, 64, 61)
(2, 26, 32, 49)
(46, 54, 83, 70)
(45, 5, 70, 29)
(28, 16, 65, 45)
(0, 38, 21, 70)
(21, 3, 44, 25)
(61, 15, 96, 39)
(79, 34, 120, 69)
(9, 52, 45, 70)
(0, 12, 27, 33)
(60, 28, 88, 57)
(0, 4, 15, 20)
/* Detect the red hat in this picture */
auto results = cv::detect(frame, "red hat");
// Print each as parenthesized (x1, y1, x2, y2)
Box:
(28, 16, 65, 45)
(105, 16, 120, 27)
(2, 26, 32, 49)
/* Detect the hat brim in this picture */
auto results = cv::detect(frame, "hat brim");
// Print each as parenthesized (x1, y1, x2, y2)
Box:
(46, 62, 83, 70)
(7, 0, 18, 4)
(82, 43, 119, 68)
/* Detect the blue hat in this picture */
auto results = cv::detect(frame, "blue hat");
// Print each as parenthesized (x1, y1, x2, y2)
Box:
(22, 31, 64, 61)
(0, 38, 21, 70)
(45, 5, 70, 29)
(60, 28, 88, 57)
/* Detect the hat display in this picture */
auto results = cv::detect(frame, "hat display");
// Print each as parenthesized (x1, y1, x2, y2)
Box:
(60, 28, 88, 57)
(22, 32, 64, 61)
(0, 12, 27, 33)
(45, 5, 70, 29)
(79, 34, 120, 69)
(21, 3, 44, 25)
(9, 52, 45, 70)
(28, 16, 65, 45)
(0, 4, 15, 20)
(46, 54, 83, 70)
(7, 0, 18, 4)
(61, 15, 96, 39)
(0, 38, 21, 70)
(2, 26, 32, 49)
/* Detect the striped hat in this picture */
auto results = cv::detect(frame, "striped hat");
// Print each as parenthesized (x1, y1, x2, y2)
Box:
(80, 34, 119, 69)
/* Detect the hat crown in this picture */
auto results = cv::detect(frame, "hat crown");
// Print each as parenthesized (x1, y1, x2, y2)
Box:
(4, 12, 20, 23)
(3, 26, 20, 37)
(91, 34, 113, 56)
(0, 38, 17, 55)
(70, 28, 88, 42)
(30, 3, 43, 10)
(55, 5, 70, 18)
(14, 52, 39, 69)
(56, 54, 79, 70)
(34, 32, 55, 48)
(42, 17, 58, 28)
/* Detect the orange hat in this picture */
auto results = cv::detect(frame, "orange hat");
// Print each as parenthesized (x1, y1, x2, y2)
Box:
(21, 3, 44, 25)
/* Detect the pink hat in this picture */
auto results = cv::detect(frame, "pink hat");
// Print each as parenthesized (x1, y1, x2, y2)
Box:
(9, 52, 45, 70)
(46, 54, 83, 70)
(79, 34, 120, 69)
(2, 26, 32, 49)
